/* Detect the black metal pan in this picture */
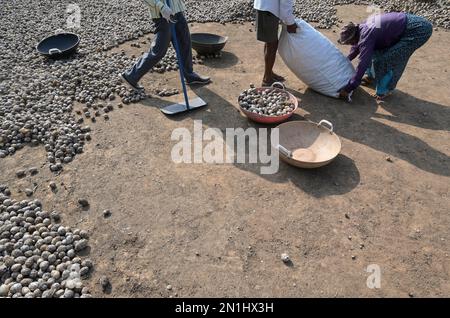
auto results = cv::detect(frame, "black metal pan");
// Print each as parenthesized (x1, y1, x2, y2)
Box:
(36, 32, 80, 58)
(190, 33, 228, 55)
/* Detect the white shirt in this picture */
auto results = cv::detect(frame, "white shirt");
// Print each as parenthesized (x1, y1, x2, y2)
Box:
(254, 0, 296, 26)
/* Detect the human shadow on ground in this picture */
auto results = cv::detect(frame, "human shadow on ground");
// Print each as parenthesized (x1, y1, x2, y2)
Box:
(373, 90, 450, 132)
(142, 86, 361, 198)
(200, 51, 240, 69)
(289, 87, 450, 177)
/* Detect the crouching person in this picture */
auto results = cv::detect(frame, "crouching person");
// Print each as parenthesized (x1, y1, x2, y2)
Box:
(338, 12, 432, 101)
(121, 0, 211, 90)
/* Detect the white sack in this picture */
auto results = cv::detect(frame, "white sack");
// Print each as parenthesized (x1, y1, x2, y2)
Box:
(279, 19, 355, 98)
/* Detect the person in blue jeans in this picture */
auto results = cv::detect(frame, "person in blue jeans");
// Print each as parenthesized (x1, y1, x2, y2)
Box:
(121, 0, 210, 90)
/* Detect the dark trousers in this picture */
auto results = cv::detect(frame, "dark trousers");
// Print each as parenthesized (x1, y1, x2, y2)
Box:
(125, 12, 194, 83)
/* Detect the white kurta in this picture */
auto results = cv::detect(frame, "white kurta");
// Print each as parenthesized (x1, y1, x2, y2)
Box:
(253, 0, 296, 26)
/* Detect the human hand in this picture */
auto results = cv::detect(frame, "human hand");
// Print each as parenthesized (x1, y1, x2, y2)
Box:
(161, 5, 176, 23)
(339, 89, 349, 99)
(287, 23, 298, 33)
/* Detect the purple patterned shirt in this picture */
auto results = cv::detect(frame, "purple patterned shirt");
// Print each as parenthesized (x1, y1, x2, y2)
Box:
(343, 12, 408, 92)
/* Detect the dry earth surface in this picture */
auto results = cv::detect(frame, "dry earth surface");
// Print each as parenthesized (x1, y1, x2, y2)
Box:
(1, 5, 449, 297)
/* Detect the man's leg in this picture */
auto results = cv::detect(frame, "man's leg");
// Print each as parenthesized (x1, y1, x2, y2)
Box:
(256, 10, 283, 86)
(263, 40, 278, 85)
(124, 18, 171, 85)
(172, 12, 194, 77)
(172, 12, 210, 84)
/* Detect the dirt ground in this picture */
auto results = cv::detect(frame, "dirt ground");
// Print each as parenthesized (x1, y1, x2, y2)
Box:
(1, 5, 449, 297)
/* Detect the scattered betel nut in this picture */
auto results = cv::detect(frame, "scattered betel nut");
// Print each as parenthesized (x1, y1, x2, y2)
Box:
(100, 276, 111, 292)
(78, 198, 89, 207)
(16, 169, 26, 178)
(51, 210, 60, 221)
(103, 209, 112, 218)
(281, 253, 290, 263)
(0, 189, 93, 297)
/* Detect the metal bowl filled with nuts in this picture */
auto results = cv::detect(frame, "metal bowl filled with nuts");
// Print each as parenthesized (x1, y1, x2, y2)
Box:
(238, 82, 298, 124)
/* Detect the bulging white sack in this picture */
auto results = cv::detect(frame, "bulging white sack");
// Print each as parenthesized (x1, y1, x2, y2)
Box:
(279, 19, 355, 98)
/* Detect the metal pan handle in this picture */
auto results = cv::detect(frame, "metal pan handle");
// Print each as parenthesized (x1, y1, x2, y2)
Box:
(271, 82, 286, 90)
(277, 144, 292, 158)
(49, 48, 62, 55)
(318, 120, 334, 133)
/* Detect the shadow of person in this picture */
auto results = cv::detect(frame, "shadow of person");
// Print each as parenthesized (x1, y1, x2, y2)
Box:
(140, 84, 247, 126)
(297, 87, 450, 177)
(234, 154, 360, 198)
(200, 51, 240, 69)
(373, 90, 450, 132)
(189, 86, 360, 197)
(141, 85, 361, 197)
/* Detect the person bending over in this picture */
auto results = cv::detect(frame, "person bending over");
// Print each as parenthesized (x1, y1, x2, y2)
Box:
(338, 12, 432, 101)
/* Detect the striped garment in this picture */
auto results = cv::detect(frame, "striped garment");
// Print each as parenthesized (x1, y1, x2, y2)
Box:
(371, 14, 433, 94)
(143, 0, 186, 19)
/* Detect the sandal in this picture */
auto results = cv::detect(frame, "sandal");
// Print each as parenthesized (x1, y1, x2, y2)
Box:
(261, 79, 276, 87)
(272, 73, 286, 82)
(372, 90, 394, 102)
(361, 75, 375, 87)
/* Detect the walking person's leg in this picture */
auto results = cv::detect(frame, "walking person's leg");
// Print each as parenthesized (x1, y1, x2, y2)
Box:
(122, 18, 171, 89)
(172, 12, 193, 77)
(171, 12, 210, 85)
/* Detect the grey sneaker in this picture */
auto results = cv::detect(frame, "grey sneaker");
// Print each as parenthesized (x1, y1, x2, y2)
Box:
(121, 73, 144, 91)
(186, 73, 211, 86)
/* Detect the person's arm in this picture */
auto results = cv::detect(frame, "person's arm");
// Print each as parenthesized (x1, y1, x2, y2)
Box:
(143, 0, 165, 10)
(279, 0, 296, 26)
(144, 0, 175, 22)
(347, 45, 360, 61)
(343, 34, 375, 93)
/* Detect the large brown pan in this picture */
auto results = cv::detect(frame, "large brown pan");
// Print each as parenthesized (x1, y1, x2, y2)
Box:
(276, 120, 341, 169)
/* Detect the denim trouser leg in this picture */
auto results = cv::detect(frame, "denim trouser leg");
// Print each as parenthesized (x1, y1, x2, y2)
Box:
(171, 12, 194, 78)
(125, 18, 171, 83)
(124, 12, 194, 83)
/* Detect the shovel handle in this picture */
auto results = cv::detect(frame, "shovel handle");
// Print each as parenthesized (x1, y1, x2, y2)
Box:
(167, 0, 190, 110)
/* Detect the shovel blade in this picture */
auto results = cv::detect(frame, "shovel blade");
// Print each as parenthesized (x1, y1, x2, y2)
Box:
(160, 97, 207, 115)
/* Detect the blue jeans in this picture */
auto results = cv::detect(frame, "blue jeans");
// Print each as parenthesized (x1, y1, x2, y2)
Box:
(124, 12, 194, 83)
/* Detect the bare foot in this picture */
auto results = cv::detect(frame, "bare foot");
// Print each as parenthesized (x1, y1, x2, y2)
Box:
(361, 75, 374, 87)
(271, 73, 286, 82)
(261, 78, 276, 87)
(372, 90, 394, 102)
